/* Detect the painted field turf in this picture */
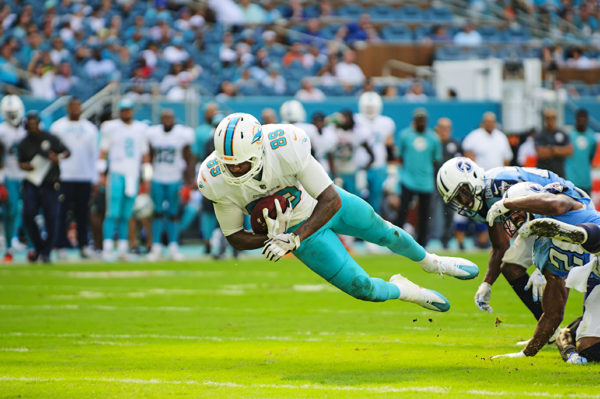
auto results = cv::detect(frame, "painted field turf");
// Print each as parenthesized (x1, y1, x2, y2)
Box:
(0, 253, 598, 398)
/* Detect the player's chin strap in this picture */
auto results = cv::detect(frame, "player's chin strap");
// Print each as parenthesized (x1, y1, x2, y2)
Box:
(142, 163, 153, 181)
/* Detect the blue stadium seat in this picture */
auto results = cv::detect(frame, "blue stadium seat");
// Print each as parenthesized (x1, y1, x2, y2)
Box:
(368, 5, 395, 21)
(381, 25, 413, 42)
(503, 27, 531, 43)
(423, 6, 454, 23)
(474, 46, 494, 59)
(396, 5, 423, 22)
(320, 24, 342, 39)
(478, 26, 502, 43)
(337, 4, 364, 18)
(435, 46, 467, 61)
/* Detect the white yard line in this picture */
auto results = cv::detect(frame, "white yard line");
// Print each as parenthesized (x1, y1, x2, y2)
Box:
(0, 376, 597, 397)
(0, 348, 28, 352)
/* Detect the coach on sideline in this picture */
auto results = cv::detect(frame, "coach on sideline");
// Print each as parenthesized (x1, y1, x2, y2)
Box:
(18, 111, 70, 263)
(50, 98, 98, 259)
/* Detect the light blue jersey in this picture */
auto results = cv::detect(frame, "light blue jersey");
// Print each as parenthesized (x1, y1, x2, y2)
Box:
(474, 166, 583, 223)
(533, 188, 600, 279)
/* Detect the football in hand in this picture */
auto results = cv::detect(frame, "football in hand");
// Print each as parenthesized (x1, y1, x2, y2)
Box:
(250, 194, 288, 234)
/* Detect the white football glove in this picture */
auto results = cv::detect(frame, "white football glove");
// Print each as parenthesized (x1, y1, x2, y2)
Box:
(262, 199, 292, 239)
(517, 220, 532, 237)
(491, 351, 526, 359)
(474, 282, 493, 313)
(262, 233, 301, 262)
(487, 199, 510, 226)
(566, 352, 588, 365)
(525, 268, 546, 303)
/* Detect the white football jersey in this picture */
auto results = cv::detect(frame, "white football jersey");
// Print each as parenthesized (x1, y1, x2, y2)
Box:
(146, 123, 194, 184)
(197, 124, 332, 236)
(333, 124, 370, 174)
(294, 122, 337, 173)
(355, 114, 395, 168)
(100, 119, 149, 178)
(0, 122, 26, 179)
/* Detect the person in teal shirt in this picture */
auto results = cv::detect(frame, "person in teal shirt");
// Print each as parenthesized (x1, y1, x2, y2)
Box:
(566, 109, 597, 194)
(395, 108, 442, 246)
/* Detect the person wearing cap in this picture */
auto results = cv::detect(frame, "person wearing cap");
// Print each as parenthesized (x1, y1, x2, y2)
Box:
(163, 36, 189, 64)
(50, 98, 98, 259)
(98, 98, 151, 261)
(18, 111, 70, 263)
(146, 109, 195, 261)
(395, 108, 442, 247)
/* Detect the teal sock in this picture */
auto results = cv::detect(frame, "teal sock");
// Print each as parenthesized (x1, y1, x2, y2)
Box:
(103, 217, 115, 240)
(152, 217, 164, 243)
(117, 219, 128, 241)
(180, 204, 198, 231)
(166, 219, 178, 243)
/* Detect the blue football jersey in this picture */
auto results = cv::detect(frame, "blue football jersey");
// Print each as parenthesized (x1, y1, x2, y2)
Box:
(473, 166, 584, 223)
(533, 190, 600, 278)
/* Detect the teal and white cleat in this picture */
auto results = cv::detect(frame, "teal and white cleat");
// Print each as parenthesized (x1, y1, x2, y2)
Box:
(526, 218, 587, 245)
(423, 255, 479, 280)
(390, 274, 450, 312)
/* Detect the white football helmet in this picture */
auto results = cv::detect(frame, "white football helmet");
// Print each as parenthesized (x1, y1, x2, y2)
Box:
(213, 112, 264, 185)
(1, 95, 25, 127)
(501, 182, 543, 237)
(358, 91, 382, 120)
(436, 157, 486, 217)
(279, 100, 306, 123)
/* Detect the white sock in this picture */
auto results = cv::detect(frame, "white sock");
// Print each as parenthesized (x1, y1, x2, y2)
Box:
(418, 253, 437, 268)
(168, 242, 179, 253)
(151, 243, 162, 253)
(117, 240, 128, 254)
(103, 239, 114, 253)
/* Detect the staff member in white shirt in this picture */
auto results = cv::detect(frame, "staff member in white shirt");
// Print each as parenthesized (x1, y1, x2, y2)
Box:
(462, 112, 513, 170)
(50, 98, 99, 259)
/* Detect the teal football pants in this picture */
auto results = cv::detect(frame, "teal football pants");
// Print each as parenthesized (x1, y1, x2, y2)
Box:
(151, 181, 181, 244)
(292, 187, 426, 302)
(367, 166, 387, 213)
(103, 173, 136, 240)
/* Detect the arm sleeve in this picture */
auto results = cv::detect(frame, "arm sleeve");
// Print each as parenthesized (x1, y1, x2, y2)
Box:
(213, 201, 245, 236)
(297, 156, 333, 199)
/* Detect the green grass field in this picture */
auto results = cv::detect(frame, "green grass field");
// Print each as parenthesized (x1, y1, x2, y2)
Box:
(0, 252, 598, 398)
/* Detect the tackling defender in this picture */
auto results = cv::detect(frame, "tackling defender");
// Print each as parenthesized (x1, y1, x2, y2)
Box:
(197, 113, 479, 311)
(486, 182, 598, 363)
(146, 109, 195, 261)
(437, 158, 587, 323)
(0, 95, 26, 262)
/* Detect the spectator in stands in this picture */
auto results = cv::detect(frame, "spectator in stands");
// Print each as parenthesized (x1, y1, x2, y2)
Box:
(279, 0, 306, 21)
(19, 111, 70, 264)
(447, 88, 458, 99)
(29, 61, 55, 100)
(282, 42, 306, 67)
(219, 32, 238, 64)
(316, 0, 335, 18)
(0, 41, 20, 86)
(334, 49, 365, 86)
(166, 72, 198, 102)
(50, 98, 98, 259)
(208, 0, 244, 25)
(302, 18, 326, 49)
(53, 61, 78, 96)
(85, 46, 116, 79)
(336, 13, 380, 44)
(454, 22, 482, 47)
(404, 81, 427, 102)
(565, 47, 596, 69)
(234, 68, 259, 92)
(262, 64, 286, 94)
(565, 109, 596, 194)
(303, 44, 327, 73)
(164, 36, 190, 64)
(160, 62, 184, 93)
(239, 0, 266, 24)
(462, 111, 512, 170)
(149, 13, 173, 43)
(295, 78, 325, 101)
(433, 117, 462, 249)
(18, 31, 43, 69)
(535, 108, 573, 178)
(215, 80, 238, 101)
(142, 42, 160, 70)
(428, 25, 452, 43)
(261, 108, 278, 124)
(395, 108, 442, 247)
(382, 85, 399, 98)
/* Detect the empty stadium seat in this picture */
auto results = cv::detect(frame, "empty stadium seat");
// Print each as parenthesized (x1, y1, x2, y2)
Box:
(396, 5, 423, 22)
(381, 25, 413, 42)
(368, 5, 395, 21)
(337, 4, 364, 18)
(423, 6, 454, 23)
